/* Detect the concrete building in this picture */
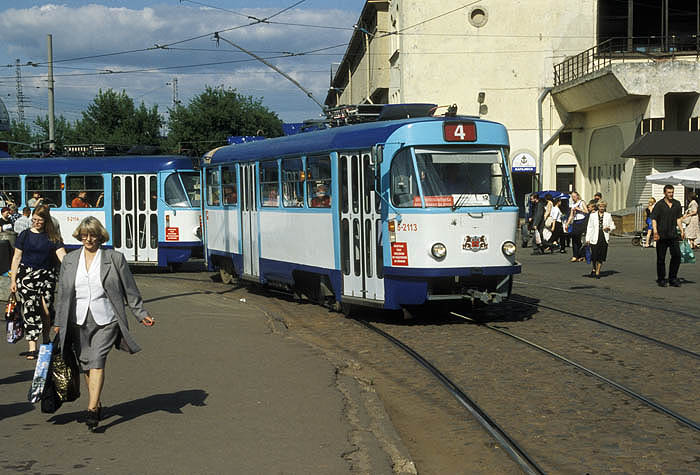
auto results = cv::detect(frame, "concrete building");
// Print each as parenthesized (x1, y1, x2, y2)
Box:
(326, 1, 700, 213)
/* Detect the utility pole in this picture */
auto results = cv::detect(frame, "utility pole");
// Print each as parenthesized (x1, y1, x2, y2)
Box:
(171, 77, 179, 106)
(15, 59, 26, 123)
(47, 34, 55, 153)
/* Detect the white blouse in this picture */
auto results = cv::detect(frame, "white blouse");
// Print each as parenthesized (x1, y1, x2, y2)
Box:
(74, 248, 116, 326)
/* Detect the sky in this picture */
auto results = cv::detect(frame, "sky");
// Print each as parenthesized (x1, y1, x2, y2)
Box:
(0, 0, 365, 131)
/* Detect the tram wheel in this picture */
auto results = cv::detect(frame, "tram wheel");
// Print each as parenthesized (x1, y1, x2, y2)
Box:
(340, 302, 353, 316)
(219, 267, 233, 284)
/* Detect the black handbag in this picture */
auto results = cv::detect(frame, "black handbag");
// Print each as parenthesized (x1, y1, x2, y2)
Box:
(40, 373, 62, 414)
(51, 341, 80, 403)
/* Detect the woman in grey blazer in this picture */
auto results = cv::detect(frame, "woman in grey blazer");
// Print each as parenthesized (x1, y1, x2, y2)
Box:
(54, 217, 155, 431)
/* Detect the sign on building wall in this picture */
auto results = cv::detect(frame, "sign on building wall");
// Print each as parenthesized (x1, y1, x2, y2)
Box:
(512, 152, 536, 172)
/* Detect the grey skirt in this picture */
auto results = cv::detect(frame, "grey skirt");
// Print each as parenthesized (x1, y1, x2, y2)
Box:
(70, 310, 119, 372)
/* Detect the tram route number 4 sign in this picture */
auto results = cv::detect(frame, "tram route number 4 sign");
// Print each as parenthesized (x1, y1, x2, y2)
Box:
(391, 242, 409, 266)
(165, 227, 179, 241)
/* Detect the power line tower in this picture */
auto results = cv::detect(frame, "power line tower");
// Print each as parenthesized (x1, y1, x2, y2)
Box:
(15, 59, 28, 123)
(166, 77, 180, 107)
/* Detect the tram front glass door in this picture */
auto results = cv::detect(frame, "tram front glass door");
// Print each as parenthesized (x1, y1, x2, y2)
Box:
(339, 152, 384, 302)
(240, 163, 260, 278)
(112, 174, 158, 263)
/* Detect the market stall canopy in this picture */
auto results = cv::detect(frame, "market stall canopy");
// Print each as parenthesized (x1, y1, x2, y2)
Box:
(621, 131, 700, 158)
(645, 168, 700, 187)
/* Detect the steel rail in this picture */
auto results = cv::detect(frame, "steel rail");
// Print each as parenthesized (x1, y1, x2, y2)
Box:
(355, 319, 546, 475)
(507, 297, 700, 360)
(514, 280, 700, 320)
(451, 312, 700, 432)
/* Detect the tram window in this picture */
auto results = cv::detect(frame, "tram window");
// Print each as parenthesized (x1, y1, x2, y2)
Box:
(113, 177, 121, 211)
(113, 216, 122, 248)
(138, 176, 146, 212)
(307, 156, 331, 208)
(0, 176, 21, 207)
(351, 156, 359, 213)
(340, 156, 348, 214)
(221, 166, 237, 206)
(67, 175, 104, 208)
(375, 219, 383, 279)
(179, 172, 201, 207)
(26, 175, 62, 208)
(341, 218, 350, 275)
(125, 177, 133, 211)
(389, 149, 420, 208)
(282, 158, 303, 208)
(125, 214, 134, 248)
(165, 173, 189, 208)
(365, 220, 372, 278)
(138, 214, 146, 248)
(206, 168, 221, 206)
(352, 218, 361, 276)
(260, 160, 279, 207)
(150, 214, 157, 248)
(363, 154, 373, 214)
(149, 176, 157, 211)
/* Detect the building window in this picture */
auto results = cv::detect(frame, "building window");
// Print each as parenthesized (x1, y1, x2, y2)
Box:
(559, 132, 572, 145)
(556, 165, 576, 193)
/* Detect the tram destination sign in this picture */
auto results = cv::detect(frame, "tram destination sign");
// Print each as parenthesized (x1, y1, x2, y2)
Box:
(443, 122, 476, 142)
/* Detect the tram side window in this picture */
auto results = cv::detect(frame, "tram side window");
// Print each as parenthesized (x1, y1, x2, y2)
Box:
(0, 176, 21, 207)
(179, 172, 201, 207)
(307, 156, 331, 208)
(165, 173, 189, 208)
(282, 158, 303, 208)
(260, 160, 279, 207)
(390, 149, 420, 208)
(67, 175, 104, 208)
(221, 166, 237, 206)
(206, 168, 221, 206)
(26, 175, 62, 208)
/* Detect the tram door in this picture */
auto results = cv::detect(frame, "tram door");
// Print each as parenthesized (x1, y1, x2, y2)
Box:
(239, 163, 260, 279)
(339, 152, 384, 302)
(112, 174, 158, 263)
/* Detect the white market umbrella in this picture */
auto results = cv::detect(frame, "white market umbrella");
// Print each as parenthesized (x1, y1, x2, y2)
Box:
(645, 168, 700, 188)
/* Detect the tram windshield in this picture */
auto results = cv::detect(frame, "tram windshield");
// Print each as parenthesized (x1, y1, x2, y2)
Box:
(165, 172, 201, 208)
(390, 147, 514, 208)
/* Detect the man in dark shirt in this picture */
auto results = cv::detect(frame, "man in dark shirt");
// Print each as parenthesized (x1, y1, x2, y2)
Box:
(651, 184, 685, 287)
(530, 194, 545, 253)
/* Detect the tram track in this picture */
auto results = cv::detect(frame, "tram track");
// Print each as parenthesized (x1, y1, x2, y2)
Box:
(450, 311, 700, 432)
(506, 296, 700, 359)
(354, 318, 545, 475)
(514, 279, 700, 320)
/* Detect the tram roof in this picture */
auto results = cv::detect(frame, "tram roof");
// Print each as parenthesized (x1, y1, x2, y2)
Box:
(0, 155, 195, 174)
(206, 116, 507, 164)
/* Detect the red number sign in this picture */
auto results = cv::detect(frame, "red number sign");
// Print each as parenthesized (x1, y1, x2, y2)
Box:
(443, 122, 476, 142)
(391, 242, 409, 266)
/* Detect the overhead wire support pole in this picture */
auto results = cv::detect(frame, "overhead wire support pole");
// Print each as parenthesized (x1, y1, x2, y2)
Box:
(214, 32, 325, 111)
(47, 34, 56, 153)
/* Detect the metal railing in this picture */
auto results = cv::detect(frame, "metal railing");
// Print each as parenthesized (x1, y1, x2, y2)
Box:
(554, 36, 700, 87)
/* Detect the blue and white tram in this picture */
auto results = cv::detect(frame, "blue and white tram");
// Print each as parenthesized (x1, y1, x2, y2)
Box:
(0, 155, 201, 267)
(202, 111, 521, 310)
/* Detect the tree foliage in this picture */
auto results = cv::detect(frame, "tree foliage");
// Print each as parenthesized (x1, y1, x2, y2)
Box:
(167, 86, 283, 156)
(33, 114, 78, 152)
(74, 89, 162, 146)
(0, 119, 34, 155)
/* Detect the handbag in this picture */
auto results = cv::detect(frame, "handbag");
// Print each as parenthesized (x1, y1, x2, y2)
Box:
(5, 317, 23, 343)
(40, 372, 62, 413)
(28, 343, 53, 403)
(680, 239, 696, 264)
(49, 342, 80, 402)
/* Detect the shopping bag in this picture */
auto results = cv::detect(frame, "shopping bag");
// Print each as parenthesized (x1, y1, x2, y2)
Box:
(28, 343, 53, 403)
(40, 372, 62, 414)
(50, 344, 80, 403)
(584, 244, 592, 264)
(680, 239, 696, 264)
(5, 317, 23, 343)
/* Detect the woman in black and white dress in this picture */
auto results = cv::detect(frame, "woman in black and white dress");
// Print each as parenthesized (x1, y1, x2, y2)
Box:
(586, 200, 615, 279)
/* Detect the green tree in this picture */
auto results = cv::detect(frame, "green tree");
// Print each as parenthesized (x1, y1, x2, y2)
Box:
(74, 89, 162, 146)
(167, 86, 283, 156)
(33, 114, 77, 152)
(0, 119, 34, 156)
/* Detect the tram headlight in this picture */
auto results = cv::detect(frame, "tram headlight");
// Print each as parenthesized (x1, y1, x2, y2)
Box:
(502, 241, 516, 256)
(431, 242, 447, 260)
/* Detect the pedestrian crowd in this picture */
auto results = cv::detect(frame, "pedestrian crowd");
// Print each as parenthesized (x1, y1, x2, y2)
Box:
(4, 204, 155, 432)
(528, 186, 699, 286)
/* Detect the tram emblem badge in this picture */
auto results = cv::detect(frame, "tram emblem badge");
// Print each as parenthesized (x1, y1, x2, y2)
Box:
(463, 235, 487, 251)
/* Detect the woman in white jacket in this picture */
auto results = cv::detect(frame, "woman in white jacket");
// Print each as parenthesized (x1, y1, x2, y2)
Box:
(586, 200, 615, 279)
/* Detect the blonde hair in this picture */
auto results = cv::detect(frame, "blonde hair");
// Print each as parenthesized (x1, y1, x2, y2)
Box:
(597, 200, 608, 209)
(72, 216, 110, 244)
(648, 197, 656, 205)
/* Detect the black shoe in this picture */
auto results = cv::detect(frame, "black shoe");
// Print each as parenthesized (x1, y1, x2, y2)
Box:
(669, 279, 681, 287)
(595, 274, 601, 279)
(590, 271, 596, 277)
(86, 409, 99, 431)
(657, 279, 668, 287)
